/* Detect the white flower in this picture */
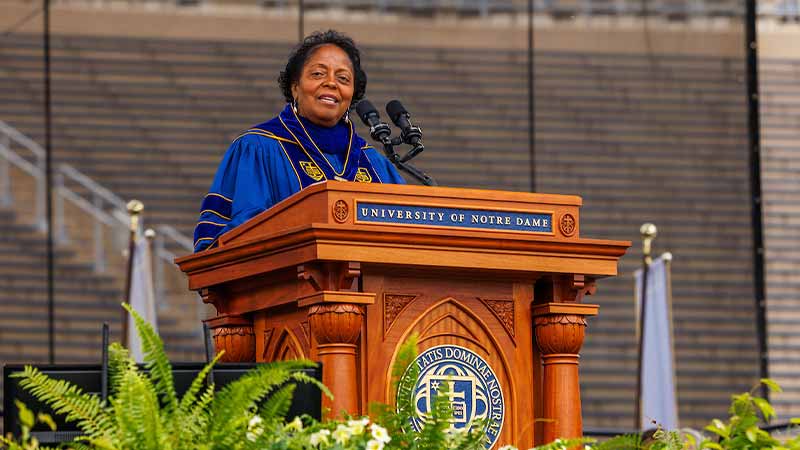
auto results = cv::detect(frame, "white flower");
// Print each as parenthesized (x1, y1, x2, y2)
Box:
(498, 446, 518, 450)
(246, 415, 264, 442)
(284, 416, 304, 432)
(333, 424, 353, 445)
(309, 429, 331, 446)
(346, 417, 369, 435)
(248, 415, 263, 429)
(365, 439, 385, 450)
(370, 423, 391, 444)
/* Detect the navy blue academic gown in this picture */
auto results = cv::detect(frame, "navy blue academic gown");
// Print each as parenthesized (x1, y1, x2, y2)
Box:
(193, 105, 406, 252)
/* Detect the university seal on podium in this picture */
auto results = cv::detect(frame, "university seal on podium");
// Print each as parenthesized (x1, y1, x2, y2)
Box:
(401, 345, 505, 449)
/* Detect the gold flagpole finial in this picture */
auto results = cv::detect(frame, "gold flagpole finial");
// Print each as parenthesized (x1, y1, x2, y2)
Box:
(640, 223, 657, 265)
(127, 200, 144, 234)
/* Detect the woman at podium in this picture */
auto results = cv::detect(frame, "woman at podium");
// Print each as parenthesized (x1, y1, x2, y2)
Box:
(193, 30, 405, 252)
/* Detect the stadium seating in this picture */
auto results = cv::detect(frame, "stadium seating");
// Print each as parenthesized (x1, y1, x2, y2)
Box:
(759, 57, 800, 418)
(0, 30, 797, 428)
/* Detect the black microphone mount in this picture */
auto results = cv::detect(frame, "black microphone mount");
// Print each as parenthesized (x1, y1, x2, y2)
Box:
(354, 99, 436, 186)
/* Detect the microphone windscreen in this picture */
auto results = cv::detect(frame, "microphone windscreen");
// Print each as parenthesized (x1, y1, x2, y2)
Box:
(385, 100, 408, 125)
(355, 99, 379, 124)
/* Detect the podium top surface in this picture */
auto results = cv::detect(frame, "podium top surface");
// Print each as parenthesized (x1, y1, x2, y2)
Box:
(176, 182, 629, 288)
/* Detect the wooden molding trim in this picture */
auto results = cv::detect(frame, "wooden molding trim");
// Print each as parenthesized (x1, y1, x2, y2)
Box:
(297, 290, 376, 308)
(532, 302, 599, 317)
(204, 313, 252, 328)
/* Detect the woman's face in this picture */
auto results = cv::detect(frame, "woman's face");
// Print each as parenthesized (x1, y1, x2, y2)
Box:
(292, 44, 355, 128)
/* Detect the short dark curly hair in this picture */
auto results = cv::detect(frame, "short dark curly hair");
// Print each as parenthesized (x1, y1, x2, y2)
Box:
(278, 30, 367, 107)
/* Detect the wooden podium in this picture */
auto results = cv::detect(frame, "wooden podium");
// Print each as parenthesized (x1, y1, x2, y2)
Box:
(175, 182, 628, 448)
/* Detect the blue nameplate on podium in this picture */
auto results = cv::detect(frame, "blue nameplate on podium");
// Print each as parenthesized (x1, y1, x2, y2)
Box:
(355, 202, 553, 234)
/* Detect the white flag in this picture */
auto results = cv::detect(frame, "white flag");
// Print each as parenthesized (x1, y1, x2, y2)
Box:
(634, 253, 678, 430)
(128, 234, 158, 363)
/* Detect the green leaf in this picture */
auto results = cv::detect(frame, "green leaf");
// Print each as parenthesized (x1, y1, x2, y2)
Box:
(790, 418, 800, 424)
(760, 378, 783, 393)
(745, 426, 758, 443)
(753, 397, 776, 421)
(15, 400, 34, 429)
(37, 412, 57, 431)
(704, 419, 730, 439)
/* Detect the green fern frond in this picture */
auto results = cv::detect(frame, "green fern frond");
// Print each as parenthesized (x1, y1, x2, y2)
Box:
(393, 335, 419, 425)
(290, 371, 331, 400)
(178, 351, 223, 415)
(108, 343, 136, 396)
(167, 385, 215, 450)
(112, 370, 163, 450)
(208, 359, 315, 449)
(417, 379, 461, 450)
(591, 433, 642, 450)
(160, 351, 223, 448)
(12, 366, 113, 440)
(258, 384, 296, 423)
(63, 440, 100, 450)
(189, 384, 216, 421)
(122, 303, 178, 414)
(533, 437, 594, 450)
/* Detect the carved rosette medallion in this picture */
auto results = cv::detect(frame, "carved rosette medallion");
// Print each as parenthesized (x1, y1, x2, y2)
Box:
(559, 213, 577, 237)
(479, 298, 515, 338)
(534, 314, 587, 355)
(213, 325, 256, 362)
(383, 294, 417, 334)
(308, 303, 364, 345)
(333, 200, 349, 223)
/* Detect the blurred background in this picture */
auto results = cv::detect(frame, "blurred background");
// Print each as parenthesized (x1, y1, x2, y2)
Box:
(0, 0, 798, 433)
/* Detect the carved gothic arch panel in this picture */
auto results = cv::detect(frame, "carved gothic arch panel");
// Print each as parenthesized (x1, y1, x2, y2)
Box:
(271, 327, 306, 361)
(383, 296, 515, 416)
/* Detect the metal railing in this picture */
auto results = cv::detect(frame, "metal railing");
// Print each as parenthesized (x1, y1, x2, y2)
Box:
(0, 120, 194, 305)
(0, 121, 47, 231)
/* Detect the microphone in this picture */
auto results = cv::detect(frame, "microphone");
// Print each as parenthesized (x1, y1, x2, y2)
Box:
(355, 99, 391, 143)
(386, 100, 423, 146)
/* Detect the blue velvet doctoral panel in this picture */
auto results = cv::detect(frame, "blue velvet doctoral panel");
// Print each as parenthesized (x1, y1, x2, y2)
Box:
(194, 104, 406, 252)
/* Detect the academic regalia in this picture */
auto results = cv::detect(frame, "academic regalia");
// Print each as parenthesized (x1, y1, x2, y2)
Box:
(193, 104, 406, 252)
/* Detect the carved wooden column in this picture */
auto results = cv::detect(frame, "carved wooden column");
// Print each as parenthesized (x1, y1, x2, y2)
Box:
(205, 314, 256, 362)
(533, 275, 598, 443)
(301, 291, 375, 418)
(199, 288, 257, 362)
